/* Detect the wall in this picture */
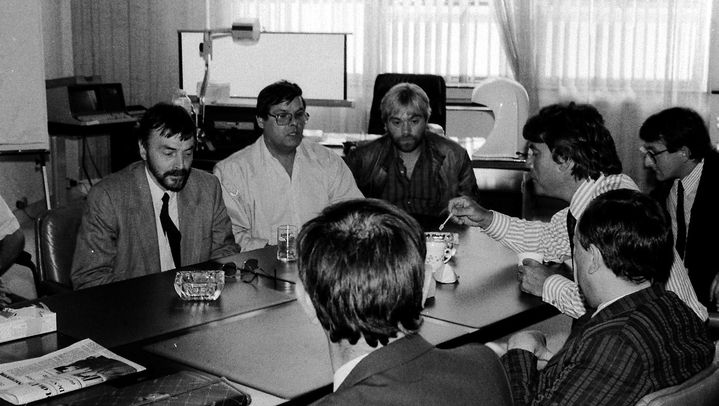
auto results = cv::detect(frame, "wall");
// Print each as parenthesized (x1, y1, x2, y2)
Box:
(0, 0, 73, 216)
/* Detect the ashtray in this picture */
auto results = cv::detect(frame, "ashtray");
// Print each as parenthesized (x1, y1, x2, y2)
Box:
(174, 270, 225, 301)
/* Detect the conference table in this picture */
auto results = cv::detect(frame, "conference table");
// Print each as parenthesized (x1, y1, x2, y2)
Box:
(0, 223, 557, 405)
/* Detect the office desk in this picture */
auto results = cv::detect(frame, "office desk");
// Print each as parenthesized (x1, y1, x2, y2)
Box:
(143, 301, 474, 401)
(48, 121, 139, 208)
(37, 267, 294, 349)
(422, 223, 558, 343)
(4, 229, 556, 405)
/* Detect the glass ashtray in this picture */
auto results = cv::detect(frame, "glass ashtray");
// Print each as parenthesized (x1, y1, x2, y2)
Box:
(174, 270, 225, 301)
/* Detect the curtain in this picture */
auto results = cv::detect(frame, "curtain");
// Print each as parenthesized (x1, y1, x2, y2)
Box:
(228, 0, 511, 133)
(491, 0, 539, 113)
(71, 0, 210, 107)
(492, 0, 713, 190)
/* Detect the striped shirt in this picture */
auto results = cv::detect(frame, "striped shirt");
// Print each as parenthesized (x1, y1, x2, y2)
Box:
(484, 173, 707, 321)
(668, 159, 703, 260)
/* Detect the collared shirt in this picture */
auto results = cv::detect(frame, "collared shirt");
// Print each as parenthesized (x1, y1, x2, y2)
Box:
(145, 167, 179, 272)
(381, 141, 441, 216)
(0, 194, 20, 240)
(591, 286, 649, 318)
(214, 136, 363, 251)
(668, 159, 703, 259)
(483, 173, 707, 321)
(333, 353, 369, 391)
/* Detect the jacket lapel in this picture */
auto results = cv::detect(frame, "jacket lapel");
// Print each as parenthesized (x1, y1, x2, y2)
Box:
(130, 163, 162, 271)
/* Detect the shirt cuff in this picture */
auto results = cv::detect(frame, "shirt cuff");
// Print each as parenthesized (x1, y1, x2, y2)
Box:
(543, 274, 586, 319)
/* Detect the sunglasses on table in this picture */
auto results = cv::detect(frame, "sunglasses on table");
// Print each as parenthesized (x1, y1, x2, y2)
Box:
(221, 260, 294, 285)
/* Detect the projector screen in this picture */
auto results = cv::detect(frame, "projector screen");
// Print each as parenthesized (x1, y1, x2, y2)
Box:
(179, 31, 347, 101)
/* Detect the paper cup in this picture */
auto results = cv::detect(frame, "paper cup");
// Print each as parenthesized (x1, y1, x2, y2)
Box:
(517, 252, 544, 266)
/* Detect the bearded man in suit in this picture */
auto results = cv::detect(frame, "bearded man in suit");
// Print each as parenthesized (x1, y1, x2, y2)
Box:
(72, 103, 238, 288)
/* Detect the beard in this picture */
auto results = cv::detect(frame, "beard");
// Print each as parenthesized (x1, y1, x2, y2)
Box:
(147, 159, 190, 192)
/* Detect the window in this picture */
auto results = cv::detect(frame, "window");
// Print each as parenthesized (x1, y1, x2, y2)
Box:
(230, 0, 511, 83)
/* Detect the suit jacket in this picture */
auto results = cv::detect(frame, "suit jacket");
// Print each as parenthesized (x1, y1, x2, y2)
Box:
(345, 131, 480, 217)
(71, 161, 238, 288)
(652, 150, 719, 305)
(312, 333, 512, 406)
(501, 285, 714, 406)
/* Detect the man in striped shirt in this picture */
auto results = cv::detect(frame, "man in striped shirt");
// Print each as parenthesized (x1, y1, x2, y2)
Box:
(500, 189, 714, 406)
(448, 102, 706, 321)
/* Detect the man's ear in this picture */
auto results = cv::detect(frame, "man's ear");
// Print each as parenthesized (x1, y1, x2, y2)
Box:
(557, 156, 574, 174)
(138, 140, 147, 161)
(256, 116, 265, 130)
(295, 280, 320, 325)
(588, 244, 605, 274)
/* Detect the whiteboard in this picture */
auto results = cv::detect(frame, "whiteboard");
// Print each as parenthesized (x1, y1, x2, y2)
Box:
(179, 31, 347, 101)
(0, 0, 49, 152)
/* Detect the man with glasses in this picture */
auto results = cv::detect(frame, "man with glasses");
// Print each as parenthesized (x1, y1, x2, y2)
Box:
(346, 82, 479, 223)
(447, 102, 706, 322)
(214, 80, 362, 251)
(639, 107, 719, 310)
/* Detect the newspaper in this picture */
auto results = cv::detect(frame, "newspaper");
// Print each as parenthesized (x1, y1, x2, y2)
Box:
(0, 338, 145, 405)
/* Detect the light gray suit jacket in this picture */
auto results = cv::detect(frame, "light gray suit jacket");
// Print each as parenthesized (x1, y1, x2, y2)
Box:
(71, 161, 238, 289)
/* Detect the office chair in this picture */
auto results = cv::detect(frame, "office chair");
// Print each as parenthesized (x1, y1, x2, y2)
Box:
(34, 200, 85, 295)
(367, 73, 447, 135)
(635, 341, 719, 406)
(470, 76, 529, 158)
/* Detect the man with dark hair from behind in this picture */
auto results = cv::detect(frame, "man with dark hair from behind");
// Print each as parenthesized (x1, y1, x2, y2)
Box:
(72, 102, 238, 288)
(448, 102, 705, 321)
(501, 189, 714, 406)
(296, 198, 512, 405)
(639, 107, 719, 310)
(214, 80, 362, 251)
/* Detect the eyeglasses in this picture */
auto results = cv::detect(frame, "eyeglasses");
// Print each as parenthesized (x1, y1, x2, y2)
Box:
(221, 259, 295, 286)
(640, 146, 669, 163)
(267, 110, 309, 126)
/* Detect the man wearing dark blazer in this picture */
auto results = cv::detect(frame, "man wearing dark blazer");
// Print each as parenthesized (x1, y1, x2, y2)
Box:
(296, 198, 512, 406)
(501, 190, 714, 406)
(71, 103, 238, 289)
(639, 107, 719, 310)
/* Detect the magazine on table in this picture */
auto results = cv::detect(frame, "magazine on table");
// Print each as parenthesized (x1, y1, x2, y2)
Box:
(0, 338, 145, 405)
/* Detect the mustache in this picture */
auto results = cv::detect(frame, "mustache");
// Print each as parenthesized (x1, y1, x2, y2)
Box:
(163, 169, 189, 178)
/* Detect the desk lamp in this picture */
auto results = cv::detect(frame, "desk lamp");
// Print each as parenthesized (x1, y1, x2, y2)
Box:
(196, 18, 260, 150)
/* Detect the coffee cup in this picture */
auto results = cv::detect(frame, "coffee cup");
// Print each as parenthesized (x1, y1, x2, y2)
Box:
(517, 252, 544, 266)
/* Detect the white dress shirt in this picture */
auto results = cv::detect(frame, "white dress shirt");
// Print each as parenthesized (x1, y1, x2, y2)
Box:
(145, 167, 179, 271)
(214, 136, 363, 251)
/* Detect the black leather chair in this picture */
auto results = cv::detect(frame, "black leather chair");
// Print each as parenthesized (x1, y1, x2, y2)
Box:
(34, 201, 85, 295)
(367, 73, 446, 135)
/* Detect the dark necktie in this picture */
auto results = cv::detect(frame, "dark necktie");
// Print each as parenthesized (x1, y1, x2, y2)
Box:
(676, 181, 686, 260)
(160, 193, 181, 268)
(567, 211, 577, 257)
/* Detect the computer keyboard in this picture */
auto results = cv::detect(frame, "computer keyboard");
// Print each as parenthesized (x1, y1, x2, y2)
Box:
(74, 112, 137, 125)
